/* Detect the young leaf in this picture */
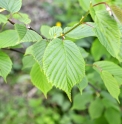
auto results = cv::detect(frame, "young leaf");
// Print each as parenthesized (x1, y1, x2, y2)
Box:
(49, 26, 62, 38)
(30, 63, 52, 98)
(15, 24, 42, 42)
(0, 30, 19, 48)
(43, 38, 85, 100)
(40, 25, 51, 39)
(88, 98, 104, 119)
(104, 108, 121, 124)
(0, 0, 22, 13)
(100, 71, 120, 102)
(0, 51, 12, 81)
(94, 10, 121, 60)
(22, 56, 35, 70)
(64, 22, 95, 39)
(111, 5, 122, 24)
(13, 13, 31, 24)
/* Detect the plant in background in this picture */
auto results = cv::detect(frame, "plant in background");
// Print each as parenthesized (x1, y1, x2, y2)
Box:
(0, 0, 122, 123)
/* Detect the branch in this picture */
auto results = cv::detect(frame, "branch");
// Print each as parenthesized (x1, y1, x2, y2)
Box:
(8, 19, 47, 39)
(62, 10, 90, 36)
(88, 82, 101, 93)
(3, 48, 24, 54)
(93, 2, 108, 7)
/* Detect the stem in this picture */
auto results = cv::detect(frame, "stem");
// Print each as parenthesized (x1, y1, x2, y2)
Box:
(3, 48, 24, 54)
(93, 2, 108, 7)
(83, 22, 94, 28)
(8, 19, 47, 39)
(62, 10, 90, 36)
(62, 2, 110, 37)
(88, 83, 101, 93)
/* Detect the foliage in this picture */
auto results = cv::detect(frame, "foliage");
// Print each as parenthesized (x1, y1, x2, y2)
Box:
(0, 0, 122, 123)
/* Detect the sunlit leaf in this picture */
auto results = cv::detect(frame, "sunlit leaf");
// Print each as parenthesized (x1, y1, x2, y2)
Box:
(40, 25, 51, 39)
(43, 38, 85, 100)
(22, 56, 35, 70)
(0, 0, 22, 13)
(101, 71, 120, 102)
(93, 61, 122, 86)
(0, 30, 19, 48)
(64, 22, 95, 39)
(49, 26, 62, 38)
(0, 51, 12, 81)
(24, 40, 48, 67)
(13, 12, 31, 24)
(15, 24, 42, 42)
(30, 63, 52, 97)
(94, 10, 121, 60)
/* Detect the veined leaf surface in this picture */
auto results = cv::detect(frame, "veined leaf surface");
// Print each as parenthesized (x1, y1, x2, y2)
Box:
(0, 0, 22, 13)
(0, 51, 12, 81)
(43, 38, 85, 100)
(30, 63, 52, 97)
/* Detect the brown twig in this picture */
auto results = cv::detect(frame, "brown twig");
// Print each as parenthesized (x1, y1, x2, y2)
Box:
(88, 82, 101, 93)
(8, 19, 47, 39)
(3, 48, 24, 54)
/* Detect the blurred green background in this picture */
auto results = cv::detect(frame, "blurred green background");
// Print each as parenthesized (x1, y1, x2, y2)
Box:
(0, 0, 122, 124)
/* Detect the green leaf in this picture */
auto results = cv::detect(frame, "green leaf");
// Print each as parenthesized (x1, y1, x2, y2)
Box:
(104, 108, 121, 124)
(78, 0, 91, 11)
(79, 0, 106, 11)
(79, 47, 89, 58)
(102, 98, 120, 111)
(30, 63, 52, 97)
(88, 98, 104, 119)
(0, 51, 12, 81)
(64, 23, 95, 39)
(24, 40, 48, 67)
(0, 30, 19, 48)
(94, 10, 121, 60)
(111, 5, 122, 24)
(0, 0, 22, 13)
(25, 46, 33, 55)
(22, 56, 35, 70)
(43, 38, 85, 100)
(32, 40, 48, 67)
(100, 71, 120, 102)
(118, 42, 122, 61)
(15, 24, 27, 40)
(91, 39, 110, 61)
(40, 25, 51, 39)
(13, 12, 31, 24)
(77, 76, 88, 94)
(49, 26, 62, 38)
(93, 61, 122, 85)
(0, 14, 7, 24)
(15, 24, 42, 42)
(72, 92, 93, 110)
